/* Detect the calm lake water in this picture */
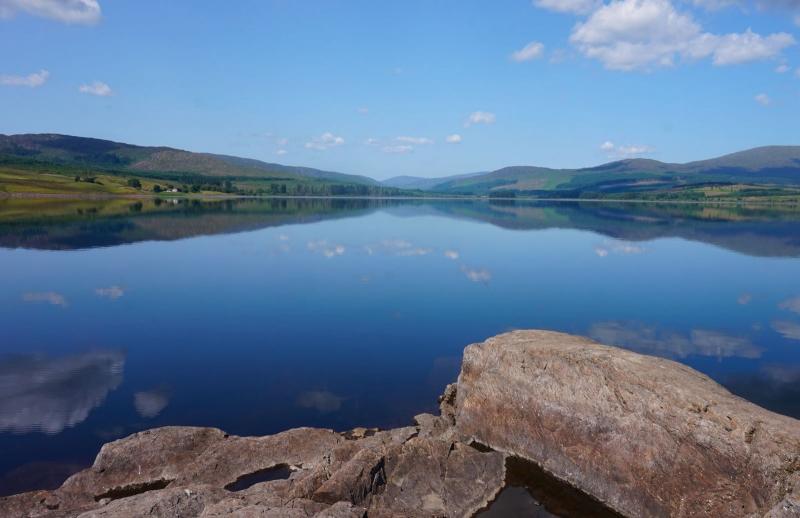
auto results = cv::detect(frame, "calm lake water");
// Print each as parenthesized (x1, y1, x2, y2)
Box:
(2, 197, 800, 496)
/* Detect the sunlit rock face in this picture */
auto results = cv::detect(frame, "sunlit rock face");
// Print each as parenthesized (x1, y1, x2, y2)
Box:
(0, 350, 124, 434)
(454, 330, 800, 518)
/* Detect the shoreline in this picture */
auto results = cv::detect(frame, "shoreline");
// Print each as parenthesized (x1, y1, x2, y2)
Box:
(2, 191, 799, 207)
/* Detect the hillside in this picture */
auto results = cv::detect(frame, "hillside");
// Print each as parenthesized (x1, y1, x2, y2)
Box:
(0, 134, 376, 185)
(1, 134, 799, 200)
(409, 146, 800, 198)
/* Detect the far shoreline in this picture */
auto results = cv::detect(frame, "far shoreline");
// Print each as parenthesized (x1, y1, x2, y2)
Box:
(2, 190, 800, 207)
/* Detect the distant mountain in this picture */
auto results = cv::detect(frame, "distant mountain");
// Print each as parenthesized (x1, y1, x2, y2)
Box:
(0, 133, 377, 185)
(412, 146, 800, 196)
(382, 171, 486, 190)
(1, 134, 798, 199)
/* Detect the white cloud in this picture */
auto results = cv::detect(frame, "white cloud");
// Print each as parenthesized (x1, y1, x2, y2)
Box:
(305, 132, 345, 151)
(0, 0, 101, 24)
(465, 111, 496, 127)
(134, 389, 169, 418)
(461, 265, 492, 283)
(600, 140, 654, 157)
(511, 41, 545, 62)
(0, 350, 124, 434)
(364, 239, 432, 256)
(594, 240, 646, 257)
(0, 69, 49, 87)
(276, 149, 288, 156)
(703, 30, 795, 65)
(373, 136, 433, 154)
(307, 239, 345, 258)
(570, 0, 795, 71)
(382, 144, 414, 154)
(772, 320, 800, 340)
(444, 249, 460, 260)
(22, 291, 67, 307)
(589, 321, 762, 359)
(534, 0, 601, 14)
(95, 286, 124, 300)
(445, 134, 462, 144)
(779, 296, 800, 314)
(79, 81, 112, 96)
(396, 136, 434, 145)
(775, 63, 790, 73)
(754, 93, 771, 105)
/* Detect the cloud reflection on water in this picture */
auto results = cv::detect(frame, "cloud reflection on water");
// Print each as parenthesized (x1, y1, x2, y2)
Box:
(0, 350, 124, 434)
(588, 321, 762, 359)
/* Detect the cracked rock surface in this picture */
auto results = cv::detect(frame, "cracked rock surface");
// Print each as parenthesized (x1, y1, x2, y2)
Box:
(2, 330, 799, 517)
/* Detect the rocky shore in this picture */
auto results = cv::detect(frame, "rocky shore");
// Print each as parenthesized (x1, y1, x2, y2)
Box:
(2, 330, 799, 517)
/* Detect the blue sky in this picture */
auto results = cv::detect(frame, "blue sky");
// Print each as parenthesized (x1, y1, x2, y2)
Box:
(1, 0, 798, 179)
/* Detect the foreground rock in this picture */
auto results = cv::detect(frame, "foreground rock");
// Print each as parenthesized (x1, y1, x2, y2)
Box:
(1, 330, 798, 517)
(455, 330, 800, 517)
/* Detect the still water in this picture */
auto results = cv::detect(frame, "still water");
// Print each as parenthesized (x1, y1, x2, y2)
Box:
(2, 197, 800, 496)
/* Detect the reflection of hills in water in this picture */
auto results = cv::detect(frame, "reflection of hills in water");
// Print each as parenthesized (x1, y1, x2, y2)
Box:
(1, 197, 800, 257)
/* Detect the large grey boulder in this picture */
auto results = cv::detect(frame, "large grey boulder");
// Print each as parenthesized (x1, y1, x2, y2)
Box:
(453, 330, 800, 517)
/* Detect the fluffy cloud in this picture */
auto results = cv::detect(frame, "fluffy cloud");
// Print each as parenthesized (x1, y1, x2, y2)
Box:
(0, 350, 124, 434)
(511, 41, 545, 62)
(779, 296, 800, 314)
(95, 285, 124, 300)
(465, 111, 496, 127)
(600, 140, 654, 157)
(569, 0, 795, 71)
(307, 239, 345, 258)
(0, 69, 49, 87)
(304, 132, 345, 151)
(0, 0, 100, 24)
(276, 149, 288, 156)
(754, 93, 771, 106)
(79, 81, 112, 96)
(133, 389, 169, 418)
(772, 320, 800, 340)
(775, 63, 790, 73)
(445, 134, 462, 144)
(594, 240, 646, 257)
(534, 0, 601, 14)
(22, 291, 67, 307)
(444, 249, 460, 260)
(588, 321, 762, 359)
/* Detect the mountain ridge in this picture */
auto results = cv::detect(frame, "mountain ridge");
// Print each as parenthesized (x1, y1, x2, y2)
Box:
(1, 133, 799, 198)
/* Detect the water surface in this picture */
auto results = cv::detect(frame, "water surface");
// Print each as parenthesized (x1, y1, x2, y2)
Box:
(2, 197, 800, 497)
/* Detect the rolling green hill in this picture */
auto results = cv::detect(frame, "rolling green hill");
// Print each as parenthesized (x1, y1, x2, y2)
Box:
(1, 134, 798, 201)
(0, 133, 376, 184)
(406, 146, 800, 199)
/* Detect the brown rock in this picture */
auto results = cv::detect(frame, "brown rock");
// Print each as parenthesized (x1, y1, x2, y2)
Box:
(454, 330, 800, 518)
